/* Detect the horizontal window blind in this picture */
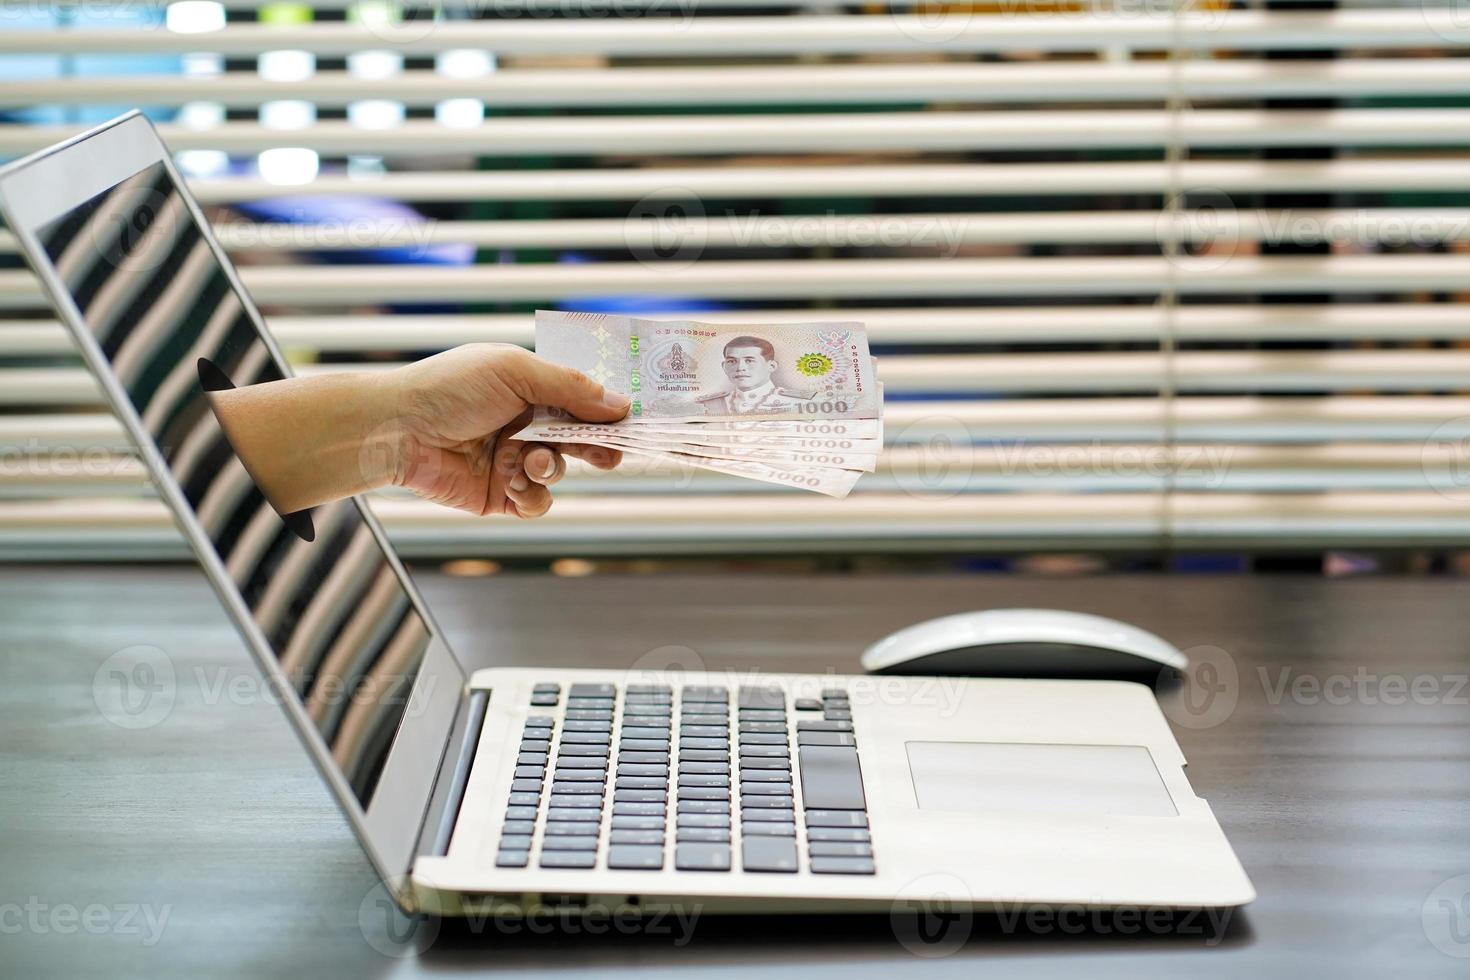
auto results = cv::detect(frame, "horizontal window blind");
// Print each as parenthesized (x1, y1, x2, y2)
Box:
(3, 0, 1470, 559)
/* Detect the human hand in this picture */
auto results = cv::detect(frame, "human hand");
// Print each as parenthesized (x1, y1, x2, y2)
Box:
(386, 344, 628, 518)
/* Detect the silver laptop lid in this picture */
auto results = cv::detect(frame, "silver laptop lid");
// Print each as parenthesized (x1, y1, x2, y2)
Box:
(0, 112, 467, 889)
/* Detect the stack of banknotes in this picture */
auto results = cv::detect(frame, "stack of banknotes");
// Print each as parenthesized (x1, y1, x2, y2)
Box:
(513, 310, 883, 497)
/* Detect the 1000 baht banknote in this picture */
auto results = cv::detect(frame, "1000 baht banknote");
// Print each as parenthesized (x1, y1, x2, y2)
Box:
(531, 310, 880, 424)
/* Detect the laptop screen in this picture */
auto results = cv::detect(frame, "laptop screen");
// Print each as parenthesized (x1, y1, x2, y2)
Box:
(35, 161, 434, 808)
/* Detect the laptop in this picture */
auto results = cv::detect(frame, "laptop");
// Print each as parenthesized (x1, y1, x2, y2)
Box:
(0, 112, 1254, 917)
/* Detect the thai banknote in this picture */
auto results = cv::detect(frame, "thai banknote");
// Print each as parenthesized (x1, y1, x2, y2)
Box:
(530, 310, 881, 425)
(610, 444, 864, 498)
(519, 310, 883, 495)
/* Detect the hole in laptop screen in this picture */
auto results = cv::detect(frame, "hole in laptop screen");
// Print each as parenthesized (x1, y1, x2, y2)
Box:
(36, 161, 431, 808)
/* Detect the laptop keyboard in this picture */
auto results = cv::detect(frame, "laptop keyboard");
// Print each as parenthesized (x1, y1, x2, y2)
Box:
(494, 682, 874, 875)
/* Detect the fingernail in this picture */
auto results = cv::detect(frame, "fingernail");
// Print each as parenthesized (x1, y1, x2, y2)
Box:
(601, 390, 631, 412)
(509, 474, 529, 492)
(535, 455, 556, 479)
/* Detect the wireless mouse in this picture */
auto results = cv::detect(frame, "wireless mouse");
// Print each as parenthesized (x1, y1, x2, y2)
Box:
(860, 608, 1187, 680)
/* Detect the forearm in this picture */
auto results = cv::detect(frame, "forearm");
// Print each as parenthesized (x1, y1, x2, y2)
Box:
(208, 370, 406, 514)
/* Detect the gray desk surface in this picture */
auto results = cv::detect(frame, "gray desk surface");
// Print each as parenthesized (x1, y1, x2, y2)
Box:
(2, 566, 1468, 979)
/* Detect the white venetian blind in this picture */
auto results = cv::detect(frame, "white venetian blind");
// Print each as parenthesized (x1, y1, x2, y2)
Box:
(3, 0, 1470, 559)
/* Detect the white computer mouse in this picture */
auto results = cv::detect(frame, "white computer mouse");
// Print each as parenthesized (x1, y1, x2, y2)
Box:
(860, 608, 1187, 679)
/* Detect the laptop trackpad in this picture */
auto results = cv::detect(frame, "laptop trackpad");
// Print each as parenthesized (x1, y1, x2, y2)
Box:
(905, 741, 1178, 817)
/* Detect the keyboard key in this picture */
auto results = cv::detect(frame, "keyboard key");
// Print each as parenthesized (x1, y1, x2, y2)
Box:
(738, 687, 786, 709)
(616, 776, 666, 790)
(797, 745, 866, 811)
(565, 709, 614, 722)
(508, 793, 540, 807)
(623, 704, 672, 717)
(496, 850, 529, 868)
(520, 739, 551, 754)
(541, 835, 599, 851)
(820, 689, 847, 699)
(739, 769, 792, 783)
(510, 779, 542, 793)
(680, 761, 730, 775)
(794, 698, 823, 711)
(677, 774, 730, 788)
(540, 851, 597, 869)
(517, 752, 549, 766)
(564, 719, 613, 733)
(570, 683, 616, 698)
(532, 682, 560, 693)
(608, 845, 665, 870)
(737, 709, 786, 721)
(544, 821, 599, 836)
(614, 789, 667, 804)
(679, 749, 728, 762)
(682, 738, 730, 751)
(809, 841, 873, 858)
(566, 698, 615, 711)
(740, 758, 791, 771)
(738, 745, 789, 759)
(676, 826, 731, 843)
(620, 717, 673, 731)
(499, 834, 533, 851)
(738, 732, 787, 745)
(505, 806, 538, 821)
(677, 800, 729, 815)
(738, 721, 787, 734)
(548, 796, 602, 809)
(810, 856, 875, 875)
(796, 720, 853, 733)
(677, 813, 730, 829)
(557, 743, 610, 757)
(797, 731, 856, 748)
(681, 686, 728, 702)
(681, 709, 730, 721)
(740, 782, 793, 797)
(514, 765, 545, 779)
(610, 829, 665, 845)
(742, 836, 798, 873)
(626, 684, 672, 695)
(620, 751, 670, 765)
(617, 763, 669, 777)
(807, 827, 871, 843)
(806, 810, 869, 828)
(530, 693, 559, 706)
(620, 739, 672, 753)
(676, 843, 732, 871)
(550, 782, 603, 795)
(679, 726, 728, 738)
(742, 794, 794, 809)
(525, 715, 555, 729)
(678, 786, 729, 801)
(612, 802, 666, 817)
(548, 807, 601, 822)
(502, 820, 536, 835)
(553, 768, 605, 782)
(743, 807, 796, 823)
(562, 731, 611, 745)
(556, 756, 608, 769)
(611, 815, 665, 831)
(742, 821, 796, 837)
(823, 709, 853, 721)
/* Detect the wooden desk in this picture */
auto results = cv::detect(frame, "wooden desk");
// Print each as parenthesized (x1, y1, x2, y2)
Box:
(2, 567, 1467, 978)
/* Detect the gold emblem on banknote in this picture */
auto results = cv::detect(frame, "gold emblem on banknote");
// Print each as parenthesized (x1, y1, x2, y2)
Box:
(796, 352, 834, 378)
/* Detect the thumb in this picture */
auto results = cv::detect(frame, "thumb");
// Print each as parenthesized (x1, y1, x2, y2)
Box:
(508, 349, 631, 423)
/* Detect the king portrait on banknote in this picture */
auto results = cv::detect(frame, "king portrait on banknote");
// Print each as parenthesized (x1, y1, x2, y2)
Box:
(695, 334, 816, 416)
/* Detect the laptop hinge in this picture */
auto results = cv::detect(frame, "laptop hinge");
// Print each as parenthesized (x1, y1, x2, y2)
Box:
(415, 689, 489, 860)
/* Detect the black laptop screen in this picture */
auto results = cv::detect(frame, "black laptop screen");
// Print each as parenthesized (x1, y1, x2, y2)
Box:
(37, 162, 431, 808)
